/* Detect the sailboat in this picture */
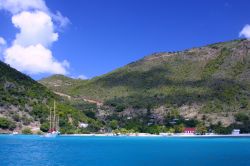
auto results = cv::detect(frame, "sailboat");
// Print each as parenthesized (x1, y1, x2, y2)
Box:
(43, 100, 60, 137)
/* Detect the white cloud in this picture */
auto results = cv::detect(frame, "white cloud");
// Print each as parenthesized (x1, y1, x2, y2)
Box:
(4, 44, 68, 74)
(239, 24, 250, 39)
(0, 0, 48, 14)
(52, 11, 70, 28)
(0, 0, 69, 28)
(0, 37, 6, 45)
(1, 0, 71, 75)
(12, 11, 58, 47)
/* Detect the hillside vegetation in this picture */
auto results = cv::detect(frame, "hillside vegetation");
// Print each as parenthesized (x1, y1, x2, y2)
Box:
(40, 39, 250, 133)
(0, 62, 101, 134)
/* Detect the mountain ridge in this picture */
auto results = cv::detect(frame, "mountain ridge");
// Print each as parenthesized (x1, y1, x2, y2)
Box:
(1, 38, 249, 134)
(40, 39, 250, 131)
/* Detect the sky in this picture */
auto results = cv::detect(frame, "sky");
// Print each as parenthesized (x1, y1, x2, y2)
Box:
(0, 0, 250, 80)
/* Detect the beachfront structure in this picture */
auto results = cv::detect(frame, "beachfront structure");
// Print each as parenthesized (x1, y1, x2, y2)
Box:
(232, 129, 240, 135)
(79, 123, 89, 128)
(184, 128, 196, 134)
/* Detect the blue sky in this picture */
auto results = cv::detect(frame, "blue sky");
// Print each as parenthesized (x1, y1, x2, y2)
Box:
(0, 0, 250, 80)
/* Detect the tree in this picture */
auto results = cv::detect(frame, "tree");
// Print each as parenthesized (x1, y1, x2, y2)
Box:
(196, 123, 207, 135)
(212, 122, 232, 135)
(22, 127, 32, 134)
(109, 120, 118, 130)
(115, 105, 126, 112)
(235, 113, 249, 123)
(146, 125, 162, 134)
(0, 117, 16, 130)
(183, 119, 199, 127)
(167, 128, 175, 133)
(174, 124, 185, 133)
(40, 122, 49, 132)
(84, 110, 96, 119)
(214, 126, 232, 135)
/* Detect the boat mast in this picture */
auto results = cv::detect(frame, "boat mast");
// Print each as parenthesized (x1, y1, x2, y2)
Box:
(49, 107, 52, 132)
(56, 115, 59, 132)
(55, 116, 57, 132)
(58, 115, 60, 131)
(54, 100, 56, 131)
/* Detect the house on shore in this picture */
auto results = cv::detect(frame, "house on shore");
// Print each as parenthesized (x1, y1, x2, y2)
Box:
(232, 129, 240, 135)
(184, 128, 196, 134)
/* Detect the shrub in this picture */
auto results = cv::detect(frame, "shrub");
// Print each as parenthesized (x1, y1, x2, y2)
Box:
(40, 122, 49, 132)
(84, 110, 96, 119)
(214, 126, 232, 135)
(22, 127, 32, 134)
(0, 117, 16, 130)
(235, 113, 249, 122)
(108, 120, 118, 130)
(196, 123, 207, 135)
(174, 124, 185, 133)
(36, 130, 43, 135)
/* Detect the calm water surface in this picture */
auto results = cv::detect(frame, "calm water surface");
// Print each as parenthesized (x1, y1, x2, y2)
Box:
(0, 135, 250, 166)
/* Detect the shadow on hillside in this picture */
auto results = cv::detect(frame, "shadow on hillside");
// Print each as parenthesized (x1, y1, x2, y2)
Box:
(97, 66, 204, 89)
(103, 76, 249, 109)
(97, 65, 244, 91)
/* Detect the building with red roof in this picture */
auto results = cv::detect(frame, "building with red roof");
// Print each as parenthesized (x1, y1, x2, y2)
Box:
(184, 128, 196, 134)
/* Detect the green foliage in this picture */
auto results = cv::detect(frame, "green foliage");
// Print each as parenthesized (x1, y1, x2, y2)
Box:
(235, 113, 249, 122)
(231, 61, 245, 77)
(108, 120, 118, 130)
(40, 122, 49, 132)
(113, 128, 135, 135)
(30, 39, 250, 132)
(0, 60, 56, 133)
(86, 121, 102, 133)
(84, 110, 96, 119)
(202, 48, 231, 79)
(0, 117, 16, 130)
(196, 123, 207, 135)
(0, 60, 102, 134)
(231, 121, 250, 134)
(22, 127, 32, 134)
(214, 127, 232, 135)
(183, 119, 199, 128)
(232, 113, 250, 133)
(115, 104, 126, 112)
(21, 115, 32, 125)
(145, 125, 166, 134)
(174, 124, 185, 133)
(31, 105, 49, 123)
(41, 40, 250, 119)
(211, 123, 232, 135)
(11, 113, 21, 122)
(36, 130, 43, 135)
(122, 118, 145, 132)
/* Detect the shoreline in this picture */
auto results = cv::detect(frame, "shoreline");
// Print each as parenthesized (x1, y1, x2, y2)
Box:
(2, 133, 250, 138)
(60, 133, 250, 138)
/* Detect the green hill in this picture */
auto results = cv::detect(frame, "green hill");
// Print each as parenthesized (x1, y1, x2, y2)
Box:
(0, 61, 101, 134)
(40, 39, 250, 133)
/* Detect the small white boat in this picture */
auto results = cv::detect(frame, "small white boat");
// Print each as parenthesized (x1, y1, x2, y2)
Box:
(12, 131, 18, 135)
(10, 131, 18, 136)
(43, 131, 60, 138)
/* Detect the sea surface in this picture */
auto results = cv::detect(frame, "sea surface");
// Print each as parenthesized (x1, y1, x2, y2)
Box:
(0, 135, 250, 166)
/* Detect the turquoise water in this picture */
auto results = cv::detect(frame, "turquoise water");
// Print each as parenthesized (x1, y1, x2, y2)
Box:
(0, 135, 250, 166)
